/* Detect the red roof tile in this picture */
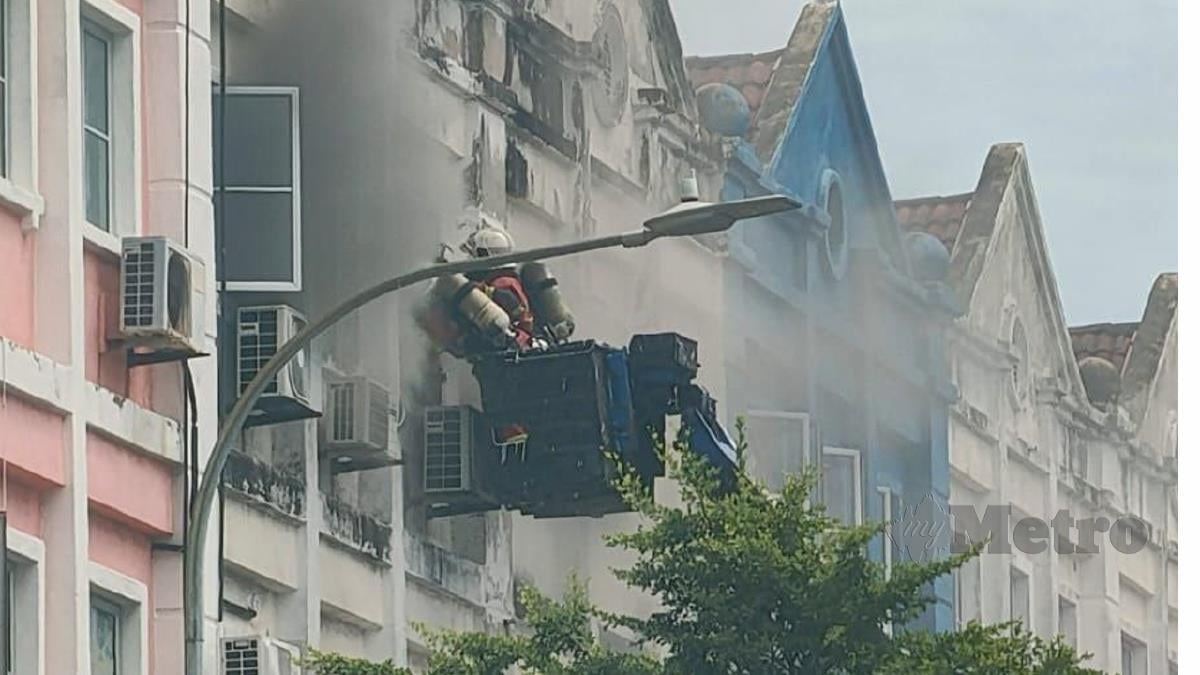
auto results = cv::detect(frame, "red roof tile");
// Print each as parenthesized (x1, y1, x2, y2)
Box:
(1068, 322, 1138, 372)
(894, 192, 974, 252)
(685, 49, 784, 132)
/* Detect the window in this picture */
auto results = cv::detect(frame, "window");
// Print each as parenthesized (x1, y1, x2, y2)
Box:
(3, 537, 41, 675)
(1, 0, 9, 178)
(820, 169, 847, 279)
(214, 87, 302, 291)
(878, 487, 901, 636)
(82, 19, 112, 230)
(746, 411, 810, 493)
(79, 3, 138, 236)
(821, 447, 861, 525)
(1123, 461, 1145, 517)
(1009, 566, 1030, 627)
(1120, 633, 1146, 675)
(0, 0, 41, 225)
(1057, 596, 1077, 648)
(90, 597, 121, 675)
(4, 560, 11, 673)
(954, 555, 981, 626)
(1010, 317, 1029, 401)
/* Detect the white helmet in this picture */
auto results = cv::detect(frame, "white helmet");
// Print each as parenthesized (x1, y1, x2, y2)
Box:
(463, 225, 515, 259)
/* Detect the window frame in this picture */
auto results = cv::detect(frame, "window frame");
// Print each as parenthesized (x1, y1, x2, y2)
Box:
(1, 0, 9, 178)
(745, 410, 811, 494)
(1057, 595, 1077, 648)
(0, 0, 44, 228)
(81, 18, 113, 232)
(820, 446, 862, 525)
(1120, 631, 1147, 675)
(215, 85, 303, 292)
(953, 553, 981, 627)
(90, 596, 122, 675)
(1009, 564, 1031, 627)
(88, 562, 148, 675)
(78, 0, 141, 241)
(819, 168, 848, 280)
(4, 528, 43, 675)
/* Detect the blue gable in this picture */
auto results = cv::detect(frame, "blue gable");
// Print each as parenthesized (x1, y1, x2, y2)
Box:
(715, 1, 957, 633)
(764, 6, 906, 274)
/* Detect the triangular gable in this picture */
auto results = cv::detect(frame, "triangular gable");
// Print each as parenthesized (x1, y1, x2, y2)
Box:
(637, 0, 697, 119)
(750, 1, 906, 265)
(947, 143, 1090, 402)
(1119, 273, 1178, 423)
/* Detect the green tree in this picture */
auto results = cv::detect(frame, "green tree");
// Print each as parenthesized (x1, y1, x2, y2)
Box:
(302, 425, 1102, 674)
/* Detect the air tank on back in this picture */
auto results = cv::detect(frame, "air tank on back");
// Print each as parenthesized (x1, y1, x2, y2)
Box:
(416, 274, 514, 352)
(520, 262, 575, 342)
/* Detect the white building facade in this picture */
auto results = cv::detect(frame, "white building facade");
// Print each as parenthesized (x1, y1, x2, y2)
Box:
(898, 144, 1179, 674)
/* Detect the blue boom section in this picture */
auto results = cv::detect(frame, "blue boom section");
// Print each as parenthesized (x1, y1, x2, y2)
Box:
(470, 333, 736, 518)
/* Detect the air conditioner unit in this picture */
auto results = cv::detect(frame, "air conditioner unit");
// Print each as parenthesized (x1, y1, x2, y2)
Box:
(119, 236, 205, 355)
(321, 374, 400, 472)
(221, 635, 300, 675)
(237, 305, 320, 427)
(423, 405, 499, 516)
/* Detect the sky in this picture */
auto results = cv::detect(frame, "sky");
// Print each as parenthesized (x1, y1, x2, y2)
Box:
(670, 0, 1177, 325)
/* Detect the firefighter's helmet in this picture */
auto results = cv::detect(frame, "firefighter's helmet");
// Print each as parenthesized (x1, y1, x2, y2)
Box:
(463, 225, 515, 259)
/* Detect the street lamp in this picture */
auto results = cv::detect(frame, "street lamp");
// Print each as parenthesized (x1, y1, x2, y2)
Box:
(183, 194, 803, 674)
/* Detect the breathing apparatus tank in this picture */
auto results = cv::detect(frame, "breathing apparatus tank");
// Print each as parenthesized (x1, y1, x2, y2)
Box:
(520, 262, 575, 342)
(434, 273, 514, 346)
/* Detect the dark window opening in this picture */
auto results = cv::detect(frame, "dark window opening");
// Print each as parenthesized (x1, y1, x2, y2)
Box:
(505, 139, 529, 198)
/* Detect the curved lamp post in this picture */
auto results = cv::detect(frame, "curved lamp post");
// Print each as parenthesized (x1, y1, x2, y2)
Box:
(183, 194, 803, 674)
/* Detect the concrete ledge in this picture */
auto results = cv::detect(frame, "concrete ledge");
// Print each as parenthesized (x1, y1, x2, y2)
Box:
(319, 540, 388, 629)
(0, 338, 72, 412)
(84, 382, 182, 464)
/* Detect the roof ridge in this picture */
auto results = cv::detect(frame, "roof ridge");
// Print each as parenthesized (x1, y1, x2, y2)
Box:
(894, 191, 974, 206)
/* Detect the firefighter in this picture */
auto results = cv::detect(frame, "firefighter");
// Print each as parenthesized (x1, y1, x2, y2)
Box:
(461, 225, 541, 350)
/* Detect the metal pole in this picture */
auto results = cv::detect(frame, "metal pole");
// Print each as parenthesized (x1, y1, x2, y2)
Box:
(183, 228, 656, 674)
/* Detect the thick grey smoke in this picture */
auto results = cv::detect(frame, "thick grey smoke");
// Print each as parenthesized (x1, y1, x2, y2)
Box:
(242, 0, 467, 516)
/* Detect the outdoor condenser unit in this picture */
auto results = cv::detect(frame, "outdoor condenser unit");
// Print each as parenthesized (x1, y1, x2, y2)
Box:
(321, 374, 400, 471)
(119, 236, 206, 355)
(423, 405, 498, 516)
(221, 635, 300, 675)
(237, 305, 320, 426)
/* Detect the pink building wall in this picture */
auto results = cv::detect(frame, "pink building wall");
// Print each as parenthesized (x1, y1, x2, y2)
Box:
(0, 394, 67, 488)
(0, 210, 36, 348)
(84, 249, 156, 407)
(86, 431, 174, 536)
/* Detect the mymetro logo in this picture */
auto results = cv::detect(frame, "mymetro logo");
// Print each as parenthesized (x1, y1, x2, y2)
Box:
(885, 492, 952, 564)
(884, 492, 1154, 560)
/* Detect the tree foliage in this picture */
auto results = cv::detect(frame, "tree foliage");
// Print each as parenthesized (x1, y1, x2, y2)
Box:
(303, 424, 1102, 674)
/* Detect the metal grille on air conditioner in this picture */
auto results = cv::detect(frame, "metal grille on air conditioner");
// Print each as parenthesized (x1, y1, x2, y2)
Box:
(322, 375, 392, 455)
(222, 636, 261, 675)
(239, 307, 282, 395)
(118, 236, 205, 353)
(221, 635, 298, 675)
(122, 239, 158, 328)
(425, 406, 470, 492)
(329, 381, 356, 442)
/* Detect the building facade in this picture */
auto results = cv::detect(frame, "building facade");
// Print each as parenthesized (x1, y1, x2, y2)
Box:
(898, 144, 1179, 673)
(687, 1, 959, 632)
(1, 0, 217, 672)
(0, 0, 1176, 673)
(209, 0, 729, 669)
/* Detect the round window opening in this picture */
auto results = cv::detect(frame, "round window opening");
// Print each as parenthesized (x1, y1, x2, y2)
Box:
(827, 182, 845, 253)
(1010, 318, 1029, 400)
(821, 170, 848, 279)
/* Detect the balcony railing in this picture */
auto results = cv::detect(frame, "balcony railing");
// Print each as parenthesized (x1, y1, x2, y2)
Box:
(321, 493, 392, 563)
(222, 450, 306, 520)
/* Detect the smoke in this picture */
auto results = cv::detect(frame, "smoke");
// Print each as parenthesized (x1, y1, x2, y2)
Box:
(254, 0, 464, 394)
(242, 0, 468, 517)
